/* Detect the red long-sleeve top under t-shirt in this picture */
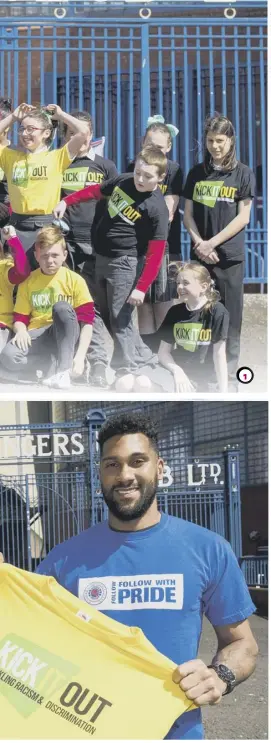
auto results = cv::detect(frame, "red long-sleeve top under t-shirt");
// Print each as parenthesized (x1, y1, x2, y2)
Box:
(0, 236, 31, 330)
(63, 182, 168, 293)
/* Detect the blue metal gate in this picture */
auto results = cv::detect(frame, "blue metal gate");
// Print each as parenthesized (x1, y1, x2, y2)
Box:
(0, 409, 242, 571)
(0, 0, 267, 282)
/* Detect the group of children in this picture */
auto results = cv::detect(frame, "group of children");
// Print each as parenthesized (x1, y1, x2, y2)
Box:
(0, 97, 255, 391)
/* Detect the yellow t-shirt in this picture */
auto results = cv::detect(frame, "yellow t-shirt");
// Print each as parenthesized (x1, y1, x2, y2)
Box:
(0, 144, 6, 187)
(0, 258, 15, 329)
(0, 145, 72, 214)
(14, 266, 92, 330)
(0, 564, 194, 740)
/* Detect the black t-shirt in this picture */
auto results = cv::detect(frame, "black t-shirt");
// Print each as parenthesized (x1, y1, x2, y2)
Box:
(158, 300, 229, 384)
(127, 158, 183, 256)
(0, 151, 9, 204)
(183, 161, 255, 261)
(61, 153, 118, 240)
(94, 173, 169, 258)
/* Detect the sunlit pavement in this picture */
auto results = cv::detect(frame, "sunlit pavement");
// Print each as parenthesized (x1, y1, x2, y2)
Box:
(0, 295, 267, 396)
(200, 613, 268, 740)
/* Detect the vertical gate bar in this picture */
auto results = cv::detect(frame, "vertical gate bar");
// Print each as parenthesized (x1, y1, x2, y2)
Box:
(208, 25, 215, 115)
(158, 25, 163, 115)
(4, 487, 10, 564)
(128, 28, 134, 162)
(233, 27, 240, 160)
(171, 26, 177, 162)
(246, 27, 254, 169)
(25, 475, 32, 572)
(196, 26, 202, 160)
(52, 475, 57, 548)
(7, 34, 11, 101)
(116, 28, 121, 171)
(91, 28, 96, 129)
(246, 25, 255, 281)
(221, 24, 227, 115)
(61, 475, 64, 541)
(141, 23, 150, 135)
(20, 484, 26, 569)
(104, 28, 109, 158)
(65, 27, 70, 112)
(259, 25, 267, 231)
(53, 26, 57, 124)
(9, 482, 15, 566)
(13, 28, 19, 146)
(183, 27, 190, 177)
(14, 483, 19, 567)
(27, 27, 31, 103)
(78, 26, 83, 110)
(40, 27, 45, 105)
(68, 474, 72, 538)
(223, 446, 242, 558)
(0, 27, 4, 94)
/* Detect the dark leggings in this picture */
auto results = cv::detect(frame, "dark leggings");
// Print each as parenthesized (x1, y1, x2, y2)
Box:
(0, 302, 80, 379)
(202, 259, 244, 380)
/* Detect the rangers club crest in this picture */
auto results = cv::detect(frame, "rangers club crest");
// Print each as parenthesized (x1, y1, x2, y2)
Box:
(83, 582, 107, 606)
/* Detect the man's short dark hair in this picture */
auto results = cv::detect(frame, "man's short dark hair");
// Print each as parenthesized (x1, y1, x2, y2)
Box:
(98, 412, 159, 454)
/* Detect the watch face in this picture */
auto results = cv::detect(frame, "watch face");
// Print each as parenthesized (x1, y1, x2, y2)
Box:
(218, 664, 235, 682)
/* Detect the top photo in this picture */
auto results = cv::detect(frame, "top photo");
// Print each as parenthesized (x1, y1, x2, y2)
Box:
(0, 0, 267, 396)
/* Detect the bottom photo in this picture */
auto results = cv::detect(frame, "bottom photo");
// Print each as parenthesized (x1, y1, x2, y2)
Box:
(0, 400, 268, 741)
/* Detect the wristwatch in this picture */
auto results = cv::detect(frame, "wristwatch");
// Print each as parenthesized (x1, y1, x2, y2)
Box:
(207, 663, 236, 695)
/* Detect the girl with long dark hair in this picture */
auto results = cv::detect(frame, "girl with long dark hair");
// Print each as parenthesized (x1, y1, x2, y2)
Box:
(183, 113, 255, 389)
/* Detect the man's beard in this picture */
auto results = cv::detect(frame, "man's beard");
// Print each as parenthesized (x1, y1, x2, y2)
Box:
(101, 476, 158, 522)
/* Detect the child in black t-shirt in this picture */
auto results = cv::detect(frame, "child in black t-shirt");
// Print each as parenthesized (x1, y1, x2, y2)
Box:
(127, 115, 183, 337)
(53, 145, 169, 388)
(132, 261, 229, 393)
(61, 109, 118, 388)
(183, 113, 255, 389)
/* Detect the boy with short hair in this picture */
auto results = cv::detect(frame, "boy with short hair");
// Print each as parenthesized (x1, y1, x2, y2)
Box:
(54, 145, 169, 384)
(62, 109, 118, 388)
(0, 225, 94, 388)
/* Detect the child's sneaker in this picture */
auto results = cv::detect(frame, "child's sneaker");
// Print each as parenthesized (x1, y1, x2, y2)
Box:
(42, 370, 71, 389)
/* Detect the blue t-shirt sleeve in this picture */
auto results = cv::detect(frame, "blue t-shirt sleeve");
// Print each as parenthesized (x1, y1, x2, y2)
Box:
(203, 537, 256, 625)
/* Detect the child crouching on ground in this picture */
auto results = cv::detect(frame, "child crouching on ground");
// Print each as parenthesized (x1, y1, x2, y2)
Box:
(118, 261, 229, 392)
(0, 222, 31, 354)
(0, 225, 94, 388)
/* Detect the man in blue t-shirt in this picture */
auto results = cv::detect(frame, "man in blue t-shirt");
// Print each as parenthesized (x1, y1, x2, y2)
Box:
(36, 412, 258, 740)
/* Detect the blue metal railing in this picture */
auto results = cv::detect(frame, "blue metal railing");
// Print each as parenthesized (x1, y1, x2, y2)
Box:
(0, 9, 267, 283)
(240, 556, 268, 588)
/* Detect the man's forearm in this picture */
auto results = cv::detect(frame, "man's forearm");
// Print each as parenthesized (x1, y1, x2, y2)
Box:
(212, 638, 258, 686)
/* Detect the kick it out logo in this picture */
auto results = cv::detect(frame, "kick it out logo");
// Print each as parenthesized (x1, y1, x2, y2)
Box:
(12, 163, 48, 187)
(30, 289, 73, 313)
(0, 634, 79, 718)
(193, 180, 238, 207)
(62, 167, 105, 191)
(108, 186, 141, 224)
(173, 322, 212, 352)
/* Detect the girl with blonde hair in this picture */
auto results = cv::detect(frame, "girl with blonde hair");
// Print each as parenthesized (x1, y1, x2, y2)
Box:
(124, 261, 229, 393)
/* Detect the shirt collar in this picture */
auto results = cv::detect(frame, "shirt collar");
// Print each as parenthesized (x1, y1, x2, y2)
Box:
(84, 147, 96, 161)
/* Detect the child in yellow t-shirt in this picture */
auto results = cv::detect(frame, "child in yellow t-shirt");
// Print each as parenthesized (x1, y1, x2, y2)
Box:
(0, 102, 89, 267)
(0, 225, 31, 355)
(0, 225, 94, 389)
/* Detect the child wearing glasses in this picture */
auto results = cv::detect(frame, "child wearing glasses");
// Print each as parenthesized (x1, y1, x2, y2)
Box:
(0, 103, 89, 266)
